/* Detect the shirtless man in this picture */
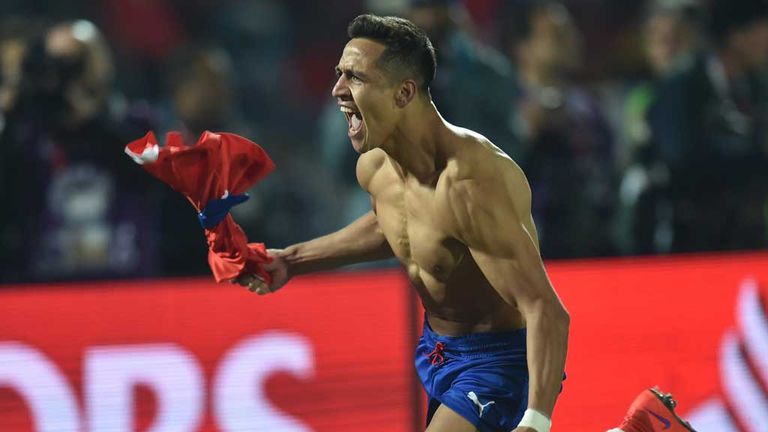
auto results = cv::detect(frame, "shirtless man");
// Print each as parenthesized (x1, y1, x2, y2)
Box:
(237, 14, 695, 432)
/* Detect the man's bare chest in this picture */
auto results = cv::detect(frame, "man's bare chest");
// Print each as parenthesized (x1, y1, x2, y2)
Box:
(371, 182, 467, 283)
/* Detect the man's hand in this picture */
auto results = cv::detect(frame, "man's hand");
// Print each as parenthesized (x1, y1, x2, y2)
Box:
(233, 249, 290, 295)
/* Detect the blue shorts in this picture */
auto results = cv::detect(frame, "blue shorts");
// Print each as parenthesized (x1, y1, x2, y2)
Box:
(415, 318, 529, 432)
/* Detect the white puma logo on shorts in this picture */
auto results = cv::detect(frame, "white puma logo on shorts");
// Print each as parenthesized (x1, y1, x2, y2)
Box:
(467, 391, 495, 417)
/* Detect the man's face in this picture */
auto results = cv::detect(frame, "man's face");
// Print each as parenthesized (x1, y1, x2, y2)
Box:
(173, 55, 233, 130)
(332, 38, 400, 153)
(526, 6, 582, 76)
(645, 14, 693, 76)
(732, 18, 768, 69)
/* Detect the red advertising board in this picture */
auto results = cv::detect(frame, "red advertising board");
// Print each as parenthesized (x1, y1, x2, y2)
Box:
(0, 272, 415, 431)
(549, 252, 768, 432)
(1, 252, 767, 431)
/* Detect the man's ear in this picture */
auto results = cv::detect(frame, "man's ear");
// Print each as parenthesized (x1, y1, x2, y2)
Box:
(395, 79, 418, 108)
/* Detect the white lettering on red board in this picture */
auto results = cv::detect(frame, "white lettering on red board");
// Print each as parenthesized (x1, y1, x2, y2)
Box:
(84, 344, 204, 432)
(0, 332, 315, 431)
(214, 331, 315, 431)
(0, 342, 82, 432)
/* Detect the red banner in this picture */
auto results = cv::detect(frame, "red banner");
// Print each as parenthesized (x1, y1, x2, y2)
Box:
(0, 272, 414, 431)
(1, 252, 767, 431)
(550, 252, 768, 432)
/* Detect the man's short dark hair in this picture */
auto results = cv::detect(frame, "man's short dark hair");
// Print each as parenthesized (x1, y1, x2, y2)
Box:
(347, 14, 436, 93)
(709, 0, 768, 46)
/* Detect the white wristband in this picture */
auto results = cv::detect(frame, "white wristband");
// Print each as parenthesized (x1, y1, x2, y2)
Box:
(516, 408, 551, 432)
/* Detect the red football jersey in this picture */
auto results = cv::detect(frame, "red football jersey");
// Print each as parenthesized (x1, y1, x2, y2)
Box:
(125, 131, 275, 283)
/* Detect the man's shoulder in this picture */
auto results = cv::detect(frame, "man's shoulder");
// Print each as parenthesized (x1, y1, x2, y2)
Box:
(445, 128, 523, 184)
(355, 148, 388, 191)
(439, 135, 530, 241)
(441, 130, 528, 208)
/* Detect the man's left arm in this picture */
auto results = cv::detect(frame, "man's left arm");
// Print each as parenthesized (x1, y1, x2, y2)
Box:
(450, 178, 569, 429)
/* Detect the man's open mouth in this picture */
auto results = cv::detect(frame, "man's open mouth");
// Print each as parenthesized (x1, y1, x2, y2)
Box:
(340, 106, 364, 136)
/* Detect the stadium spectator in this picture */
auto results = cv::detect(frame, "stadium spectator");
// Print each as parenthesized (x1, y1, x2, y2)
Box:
(503, 0, 617, 259)
(616, 0, 702, 254)
(0, 21, 169, 281)
(646, 0, 768, 252)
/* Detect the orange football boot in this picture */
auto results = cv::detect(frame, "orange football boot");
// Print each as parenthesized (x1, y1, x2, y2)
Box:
(616, 387, 697, 432)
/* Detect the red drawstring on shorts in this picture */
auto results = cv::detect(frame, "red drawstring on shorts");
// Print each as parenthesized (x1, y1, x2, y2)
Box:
(426, 342, 446, 366)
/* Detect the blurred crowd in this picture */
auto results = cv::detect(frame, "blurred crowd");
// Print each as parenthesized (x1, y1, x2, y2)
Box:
(0, 0, 767, 283)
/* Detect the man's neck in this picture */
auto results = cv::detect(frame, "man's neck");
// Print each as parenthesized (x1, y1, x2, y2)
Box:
(380, 101, 448, 183)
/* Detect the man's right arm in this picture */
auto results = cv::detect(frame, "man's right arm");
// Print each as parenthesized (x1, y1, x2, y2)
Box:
(236, 210, 392, 294)
(239, 151, 392, 293)
(281, 210, 393, 276)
